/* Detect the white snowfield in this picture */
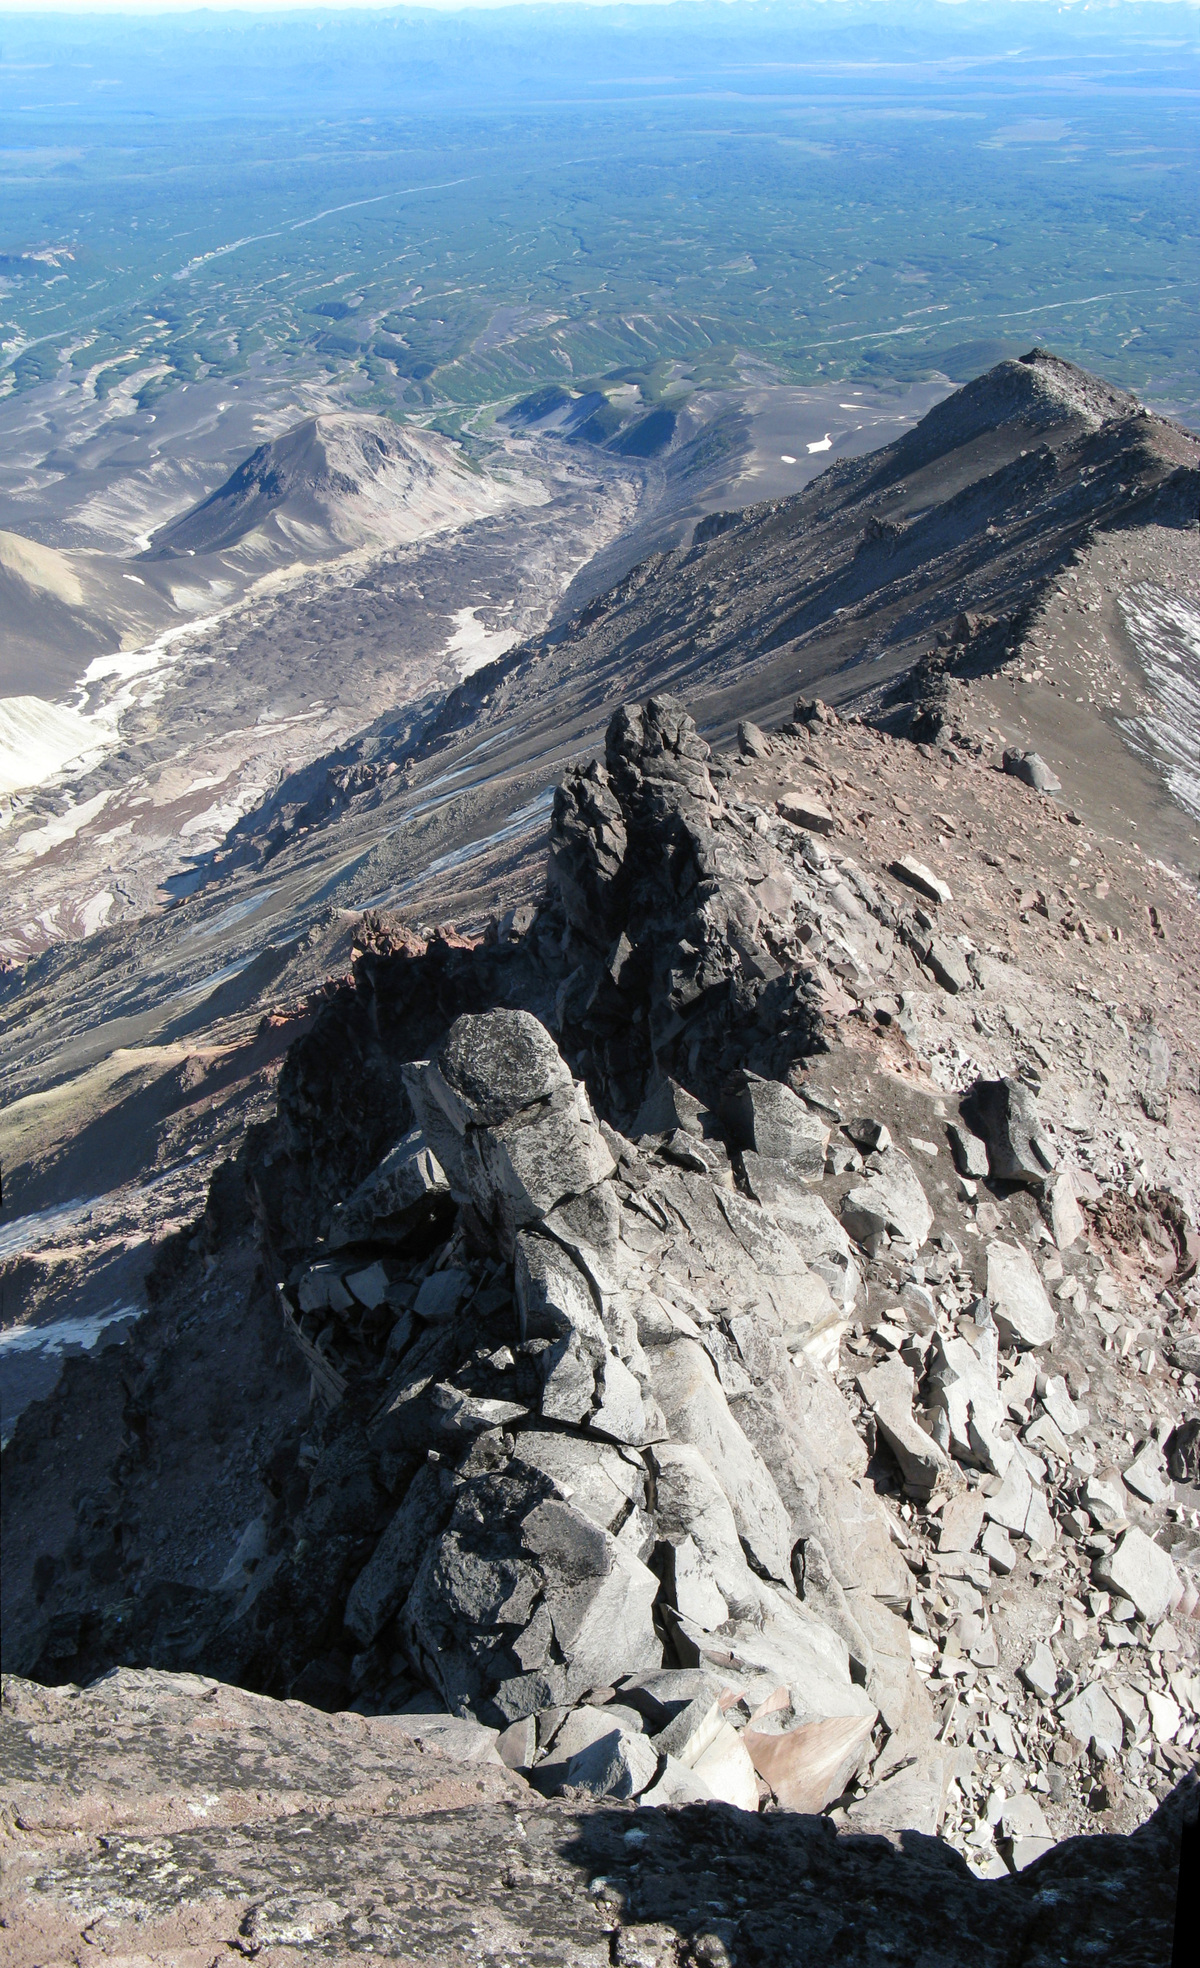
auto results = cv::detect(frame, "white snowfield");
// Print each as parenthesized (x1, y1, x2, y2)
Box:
(0, 696, 104, 797)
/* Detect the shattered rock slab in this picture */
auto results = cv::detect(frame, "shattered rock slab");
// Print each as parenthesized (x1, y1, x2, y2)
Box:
(842, 1146, 934, 1251)
(328, 1138, 453, 1249)
(2, 1670, 1191, 1968)
(889, 856, 952, 907)
(0, 1668, 522, 1837)
(985, 1241, 1056, 1350)
(1092, 1527, 1182, 1627)
(857, 1354, 949, 1496)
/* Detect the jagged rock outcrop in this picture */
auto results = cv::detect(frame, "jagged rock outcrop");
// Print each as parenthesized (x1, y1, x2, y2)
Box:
(549, 695, 825, 1127)
(5, 688, 1198, 1912)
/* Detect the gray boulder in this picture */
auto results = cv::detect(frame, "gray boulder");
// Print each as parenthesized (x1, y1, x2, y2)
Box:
(415, 1269, 473, 1323)
(723, 1071, 829, 1174)
(737, 719, 771, 759)
(403, 1480, 662, 1720)
(508, 1433, 645, 1538)
(841, 1147, 934, 1250)
(549, 757, 629, 940)
(632, 1074, 713, 1140)
(1059, 1682, 1123, 1759)
(652, 1441, 760, 1615)
(1003, 748, 1062, 794)
(962, 1077, 1057, 1190)
(433, 1009, 574, 1129)
(737, 1170, 863, 1311)
(473, 1084, 616, 1233)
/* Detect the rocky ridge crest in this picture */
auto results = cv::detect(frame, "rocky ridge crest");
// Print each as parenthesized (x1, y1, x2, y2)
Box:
(3, 687, 1198, 1963)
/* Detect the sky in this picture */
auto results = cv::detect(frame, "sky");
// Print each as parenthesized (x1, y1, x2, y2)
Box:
(3, 0, 1192, 15)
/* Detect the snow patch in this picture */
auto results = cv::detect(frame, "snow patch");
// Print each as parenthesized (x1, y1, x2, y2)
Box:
(0, 1303, 141, 1358)
(79, 890, 114, 935)
(445, 605, 520, 680)
(0, 697, 105, 797)
(16, 789, 111, 860)
(1118, 584, 1200, 823)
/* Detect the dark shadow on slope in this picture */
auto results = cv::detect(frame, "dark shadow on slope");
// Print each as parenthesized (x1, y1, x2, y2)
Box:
(558, 1778, 1194, 1968)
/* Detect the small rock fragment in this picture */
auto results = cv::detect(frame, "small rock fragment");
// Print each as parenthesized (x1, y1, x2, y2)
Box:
(688, 1720, 763, 1811)
(639, 1756, 714, 1807)
(1020, 1642, 1058, 1702)
(778, 791, 835, 836)
(857, 1355, 949, 1495)
(415, 1269, 473, 1323)
(738, 720, 771, 759)
(938, 1490, 986, 1554)
(925, 936, 973, 995)
(947, 1124, 990, 1179)
(982, 1458, 1033, 1535)
(1003, 749, 1062, 794)
(567, 1727, 660, 1800)
(981, 1522, 1017, 1574)
(1081, 1470, 1129, 1534)
(1045, 1170, 1085, 1250)
(495, 1716, 537, 1771)
(1059, 1683, 1123, 1760)
(1122, 1442, 1170, 1506)
(890, 856, 952, 906)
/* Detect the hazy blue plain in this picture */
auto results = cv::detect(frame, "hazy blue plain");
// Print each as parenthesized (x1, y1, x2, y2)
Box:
(2, 3, 1198, 434)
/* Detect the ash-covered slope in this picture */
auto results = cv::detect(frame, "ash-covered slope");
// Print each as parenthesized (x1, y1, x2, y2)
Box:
(419, 349, 1197, 761)
(203, 349, 1199, 929)
(144, 412, 530, 566)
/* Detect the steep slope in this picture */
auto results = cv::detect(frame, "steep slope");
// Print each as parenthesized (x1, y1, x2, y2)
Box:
(0, 528, 178, 702)
(415, 351, 1197, 802)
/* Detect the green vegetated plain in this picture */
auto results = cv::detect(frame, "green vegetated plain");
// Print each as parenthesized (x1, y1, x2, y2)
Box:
(1, 3, 1197, 441)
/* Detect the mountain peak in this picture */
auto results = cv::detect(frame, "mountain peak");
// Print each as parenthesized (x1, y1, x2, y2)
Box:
(144, 412, 522, 565)
(880, 344, 1142, 482)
